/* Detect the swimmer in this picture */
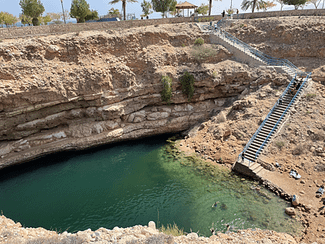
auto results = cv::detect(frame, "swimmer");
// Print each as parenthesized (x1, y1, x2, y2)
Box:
(212, 201, 219, 208)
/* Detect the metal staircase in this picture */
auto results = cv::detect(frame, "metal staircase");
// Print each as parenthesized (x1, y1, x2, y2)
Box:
(199, 19, 312, 177)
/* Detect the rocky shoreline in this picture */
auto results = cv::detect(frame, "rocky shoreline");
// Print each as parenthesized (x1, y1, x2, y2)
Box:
(0, 215, 299, 244)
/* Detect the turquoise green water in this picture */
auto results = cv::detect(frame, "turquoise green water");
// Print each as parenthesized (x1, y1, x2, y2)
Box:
(0, 135, 301, 236)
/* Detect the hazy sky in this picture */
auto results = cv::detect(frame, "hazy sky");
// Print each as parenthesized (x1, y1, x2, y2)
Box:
(0, 0, 317, 20)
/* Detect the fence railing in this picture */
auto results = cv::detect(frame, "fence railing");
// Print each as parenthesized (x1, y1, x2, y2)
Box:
(254, 73, 311, 159)
(202, 18, 312, 164)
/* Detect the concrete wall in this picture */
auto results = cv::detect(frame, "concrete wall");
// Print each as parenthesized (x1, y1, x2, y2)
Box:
(0, 16, 222, 40)
(210, 33, 265, 67)
(1, 9, 324, 40)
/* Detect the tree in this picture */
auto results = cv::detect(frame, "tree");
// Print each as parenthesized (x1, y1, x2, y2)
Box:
(170, 8, 181, 16)
(41, 14, 52, 25)
(141, 0, 153, 17)
(261, 1, 277, 10)
(0, 12, 5, 27)
(5, 13, 18, 27)
(48, 12, 62, 24)
(109, 0, 138, 21)
(107, 8, 122, 18)
(85, 10, 99, 21)
(275, 0, 285, 10)
(196, 3, 209, 15)
(282, 0, 307, 9)
(208, 0, 221, 16)
(0, 12, 18, 27)
(62, 10, 71, 22)
(152, 0, 177, 18)
(241, 0, 266, 12)
(307, 0, 321, 8)
(19, 13, 32, 25)
(70, 0, 90, 23)
(19, 0, 45, 26)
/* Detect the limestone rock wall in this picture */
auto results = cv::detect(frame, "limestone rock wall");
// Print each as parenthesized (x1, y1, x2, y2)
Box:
(223, 16, 325, 61)
(0, 23, 288, 169)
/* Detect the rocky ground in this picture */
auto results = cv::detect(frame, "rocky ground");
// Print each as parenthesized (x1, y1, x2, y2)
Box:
(0, 215, 299, 244)
(178, 16, 325, 243)
(0, 16, 325, 243)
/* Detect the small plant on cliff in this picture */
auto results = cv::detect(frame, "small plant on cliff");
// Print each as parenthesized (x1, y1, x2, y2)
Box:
(180, 71, 195, 102)
(191, 44, 217, 62)
(194, 37, 204, 46)
(306, 93, 316, 99)
(161, 75, 173, 104)
(275, 141, 285, 149)
(159, 223, 184, 236)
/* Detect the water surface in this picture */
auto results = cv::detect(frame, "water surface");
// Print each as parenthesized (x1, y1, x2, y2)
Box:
(0, 135, 301, 236)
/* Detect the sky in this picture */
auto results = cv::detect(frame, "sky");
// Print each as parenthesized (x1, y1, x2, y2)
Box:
(0, 0, 322, 21)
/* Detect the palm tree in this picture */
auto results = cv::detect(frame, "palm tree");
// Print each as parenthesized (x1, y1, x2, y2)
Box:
(208, 0, 221, 16)
(60, 0, 66, 24)
(241, 0, 266, 12)
(109, 0, 137, 20)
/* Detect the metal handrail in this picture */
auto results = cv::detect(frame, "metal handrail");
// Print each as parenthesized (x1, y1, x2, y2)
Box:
(207, 18, 312, 163)
(254, 73, 311, 159)
(213, 26, 299, 74)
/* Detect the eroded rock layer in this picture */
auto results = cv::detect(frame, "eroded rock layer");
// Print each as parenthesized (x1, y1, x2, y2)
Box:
(0, 23, 287, 168)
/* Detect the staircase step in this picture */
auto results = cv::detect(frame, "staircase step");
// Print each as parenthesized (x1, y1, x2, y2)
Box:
(275, 105, 288, 110)
(255, 134, 268, 140)
(263, 122, 276, 128)
(272, 111, 284, 116)
(258, 131, 272, 138)
(253, 166, 265, 174)
(260, 128, 272, 134)
(265, 119, 279, 125)
(274, 107, 286, 113)
(245, 152, 257, 160)
(250, 163, 260, 171)
(249, 144, 261, 151)
(244, 155, 256, 162)
(251, 141, 263, 147)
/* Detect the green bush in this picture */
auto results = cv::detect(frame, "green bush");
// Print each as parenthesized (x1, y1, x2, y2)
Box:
(275, 141, 285, 149)
(190, 45, 217, 62)
(194, 37, 204, 45)
(161, 75, 172, 104)
(306, 93, 316, 99)
(180, 71, 195, 101)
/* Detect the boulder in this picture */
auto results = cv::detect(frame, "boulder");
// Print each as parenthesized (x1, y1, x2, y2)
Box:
(148, 221, 156, 230)
(186, 233, 198, 239)
(292, 195, 299, 206)
(285, 207, 296, 216)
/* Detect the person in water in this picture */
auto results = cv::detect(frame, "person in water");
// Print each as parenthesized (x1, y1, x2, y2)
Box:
(212, 201, 219, 207)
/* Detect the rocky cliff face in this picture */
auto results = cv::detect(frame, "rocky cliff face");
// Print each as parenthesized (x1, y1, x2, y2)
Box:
(0, 23, 288, 168)
(222, 16, 325, 72)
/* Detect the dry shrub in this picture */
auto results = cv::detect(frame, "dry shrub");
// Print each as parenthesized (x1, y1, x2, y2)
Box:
(275, 141, 285, 149)
(159, 223, 184, 236)
(191, 44, 217, 62)
(292, 144, 306, 155)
